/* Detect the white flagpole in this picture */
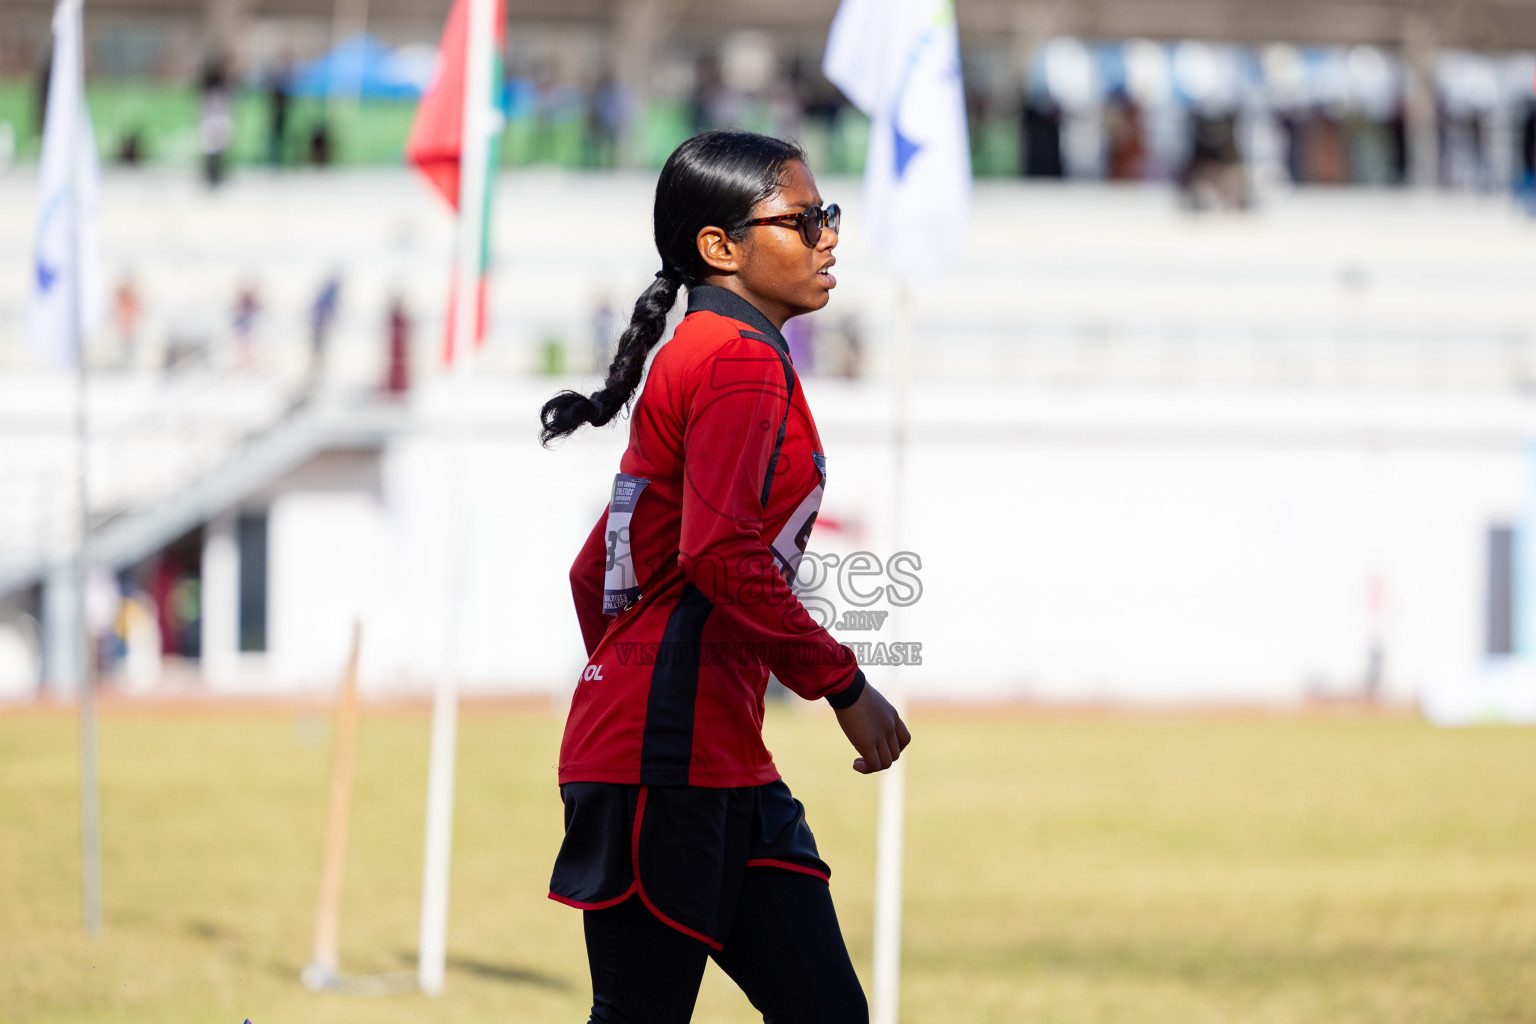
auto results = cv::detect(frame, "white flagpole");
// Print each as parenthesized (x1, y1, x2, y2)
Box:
(417, 0, 496, 996)
(33, 0, 103, 935)
(826, 4, 967, 1019)
(871, 282, 913, 1024)
(75, 236, 101, 937)
(872, 749, 907, 1024)
(55, 0, 103, 937)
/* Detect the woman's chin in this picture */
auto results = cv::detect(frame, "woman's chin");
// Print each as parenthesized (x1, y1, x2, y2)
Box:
(782, 286, 833, 323)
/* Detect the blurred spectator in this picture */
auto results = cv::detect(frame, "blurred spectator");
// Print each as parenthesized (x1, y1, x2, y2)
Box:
(691, 53, 742, 133)
(1179, 111, 1248, 210)
(1346, 115, 1397, 186)
(1022, 95, 1064, 178)
(765, 79, 804, 144)
(113, 274, 141, 368)
(1277, 111, 1306, 182)
(1388, 109, 1409, 184)
(307, 121, 334, 166)
(689, 55, 715, 134)
(785, 316, 814, 371)
(1351, 114, 1406, 188)
(779, 54, 819, 140)
(822, 314, 864, 380)
(199, 56, 234, 189)
(1522, 102, 1536, 181)
(266, 59, 292, 167)
(33, 57, 50, 134)
(1306, 109, 1351, 184)
(150, 554, 197, 659)
(115, 128, 145, 166)
(87, 568, 122, 681)
(1440, 105, 1489, 191)
(115, 585, 162, 694)
(233, 282, 262, 367)
(531, 66, 583, 164)
(384, 294, 411, 396)
(798, 56, 845, 126)
(586, 74, 627, 169)
(170, 577, 201, 659)
(799, 67, 849, 169)
(1518, 102, 1536, 212)
(309, 274, 341, 391)
(1104, 90, 1146, 181)
(1281, 108, 1353, 186)
(966, 87, 991, 149)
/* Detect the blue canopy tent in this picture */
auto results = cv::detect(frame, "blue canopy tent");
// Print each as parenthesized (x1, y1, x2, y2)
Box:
(290, 35, 434, 100)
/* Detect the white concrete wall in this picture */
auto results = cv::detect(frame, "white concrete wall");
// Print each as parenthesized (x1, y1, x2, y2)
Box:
(266, 491, 389, 690)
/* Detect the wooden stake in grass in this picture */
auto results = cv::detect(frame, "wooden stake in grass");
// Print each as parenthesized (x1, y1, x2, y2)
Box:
(303, 623, 362, 991)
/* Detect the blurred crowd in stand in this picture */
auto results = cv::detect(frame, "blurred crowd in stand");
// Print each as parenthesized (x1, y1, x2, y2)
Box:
(100, 266, 412, 399)
(999, 40, 1535, 207)
(3, 28, 1533, 196)
(0, 533, 200, 698)
(3, 28, 1535, 381)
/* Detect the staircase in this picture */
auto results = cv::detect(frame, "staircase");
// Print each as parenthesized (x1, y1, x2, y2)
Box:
(0, 345, 407, 597)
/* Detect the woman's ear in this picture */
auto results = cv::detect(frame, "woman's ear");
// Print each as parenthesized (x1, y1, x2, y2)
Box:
(697, 225, 744, 275)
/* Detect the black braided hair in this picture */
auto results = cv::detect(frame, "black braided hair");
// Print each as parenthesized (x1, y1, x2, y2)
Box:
(539, 129, 805, 445)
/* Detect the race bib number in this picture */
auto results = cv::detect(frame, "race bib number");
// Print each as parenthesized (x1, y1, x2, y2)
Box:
(768, 453, 825, 580)
(603, 473, 649, 615)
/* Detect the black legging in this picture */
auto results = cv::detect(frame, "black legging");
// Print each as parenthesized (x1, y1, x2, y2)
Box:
(583, 868, 869, 1023)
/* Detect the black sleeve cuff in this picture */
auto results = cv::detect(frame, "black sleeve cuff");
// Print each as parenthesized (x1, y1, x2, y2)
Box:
(825, 669, 867, 710)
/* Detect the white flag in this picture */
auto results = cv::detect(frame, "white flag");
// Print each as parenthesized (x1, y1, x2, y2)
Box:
(823, 0, 971, 280)
(29, 0, 104, 370)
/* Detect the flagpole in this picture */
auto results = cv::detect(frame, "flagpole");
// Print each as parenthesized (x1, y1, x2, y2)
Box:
(32, 0, 103, 934)
(55, 0, 103, 938)
(824, 3, 968, 1020)
(417, 0, 496, 997)
(872, 281, 913, 1024)
(75, 258, 101, 937)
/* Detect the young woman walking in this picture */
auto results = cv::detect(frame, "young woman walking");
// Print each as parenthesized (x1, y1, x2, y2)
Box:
(541, 128, 910, 1024)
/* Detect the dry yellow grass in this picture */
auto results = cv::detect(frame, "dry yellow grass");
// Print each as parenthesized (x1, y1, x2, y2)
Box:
(2, 701, 1535, 1023)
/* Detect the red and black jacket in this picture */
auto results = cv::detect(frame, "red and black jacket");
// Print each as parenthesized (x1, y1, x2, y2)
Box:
(559, 285, 865, 789)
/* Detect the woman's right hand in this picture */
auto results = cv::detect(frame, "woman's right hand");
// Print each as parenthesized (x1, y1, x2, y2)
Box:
(834, 683, 911, 773)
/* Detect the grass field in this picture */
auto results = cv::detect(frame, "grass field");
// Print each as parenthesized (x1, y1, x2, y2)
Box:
(2, 700, 1535, 1024)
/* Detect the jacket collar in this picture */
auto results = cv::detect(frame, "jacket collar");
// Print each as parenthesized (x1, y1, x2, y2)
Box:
(685, 285, 790, 359)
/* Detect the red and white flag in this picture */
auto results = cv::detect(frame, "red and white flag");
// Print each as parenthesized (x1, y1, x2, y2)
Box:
(405, 0, 505, 363)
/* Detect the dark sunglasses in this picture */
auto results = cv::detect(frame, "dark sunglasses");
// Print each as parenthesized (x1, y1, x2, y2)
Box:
(743, 203, 841, 247)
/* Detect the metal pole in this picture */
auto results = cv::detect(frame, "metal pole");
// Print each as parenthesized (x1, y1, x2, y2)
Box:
(75, 237, 102, 939)
(417, 0, 496, 996)
(871, 282, 913, 1024)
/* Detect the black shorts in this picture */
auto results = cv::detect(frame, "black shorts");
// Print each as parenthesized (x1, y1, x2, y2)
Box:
(548, 780, 830, 950)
